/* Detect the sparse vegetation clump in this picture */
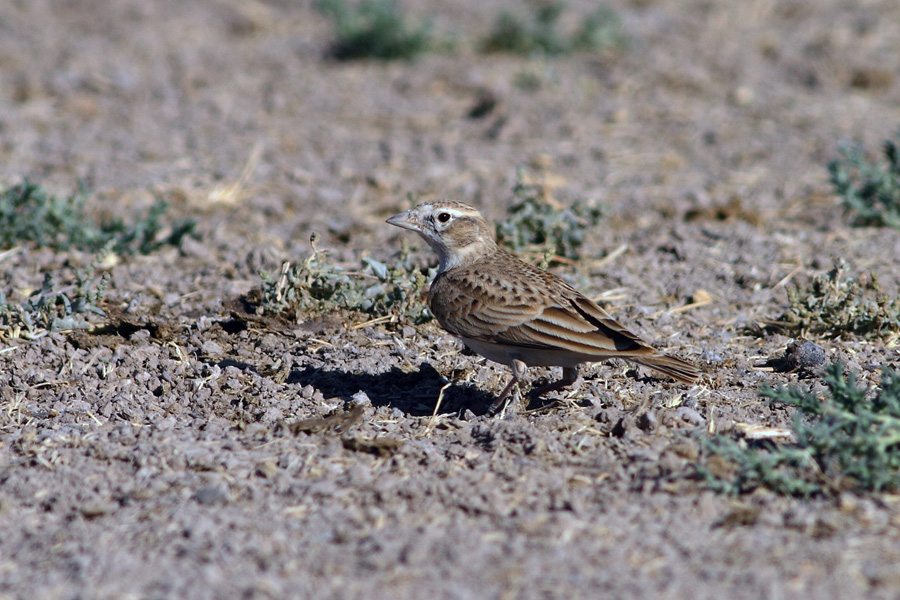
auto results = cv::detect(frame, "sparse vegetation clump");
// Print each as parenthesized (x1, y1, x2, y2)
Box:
(258, 234, 433, 324)
(495, 169, 604, 260)
(0, 180, 195, 254)
(0, 248, 110, 340)
(481, 2, 625, 56)
(829, 130, 900, 230)
(701, 363, 900, 497)
(316, 0, 432, 61)
(780, 260, 900, 343)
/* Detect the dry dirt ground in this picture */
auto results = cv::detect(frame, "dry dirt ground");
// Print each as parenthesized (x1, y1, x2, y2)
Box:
(2, 0, 900, 598)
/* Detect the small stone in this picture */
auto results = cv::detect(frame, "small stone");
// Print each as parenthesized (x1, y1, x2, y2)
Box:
(200, 340, 225, 356)
(351, 391, 372, 407)
(401, 326, 416, 338)
(193, 486, 230, 505)
(611, 415, 635, 438)
(636, 410, 659, 432)
(595, 406, 622, 425)
(730, 86, 754, 106)
(67, 400, 91, 412)
(700, 349, 724, 363)
(155, 416, 177, 431)
(784, 340, 825, 370)
(256, 459, 278, 479)
(80, 501, 115, 518)
(300, 385, 315, 399)
(672, 406, 705, 426)
(260, 406, 283, 424)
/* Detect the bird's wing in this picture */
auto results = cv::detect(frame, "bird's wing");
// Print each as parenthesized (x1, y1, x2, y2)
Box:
(499, 296, 652, 356)
(429, 265, 654, 357)
(428, 267, 546, 341)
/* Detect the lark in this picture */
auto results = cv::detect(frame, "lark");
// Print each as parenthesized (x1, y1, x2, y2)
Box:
(387, 200, 700, 414)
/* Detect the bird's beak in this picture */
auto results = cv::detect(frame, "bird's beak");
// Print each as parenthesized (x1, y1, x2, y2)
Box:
(386, 210, 420, 232)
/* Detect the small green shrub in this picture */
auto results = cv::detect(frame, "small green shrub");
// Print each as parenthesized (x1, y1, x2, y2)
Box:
(568, 6, 626, 53)
(495, 168, 604, 260)
(316, 0, 432, 61)
(258, 234, 433, 323)
(701, 363, 900, 497)
(781, 259, 900, 343)
(481, 2, 625, 56)
(0, 246, 111, 340)
(0, 180, 195, 254)
(829, 130, 900, 229)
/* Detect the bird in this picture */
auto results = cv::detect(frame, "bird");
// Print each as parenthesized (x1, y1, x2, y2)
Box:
(386, 200, 700, 414)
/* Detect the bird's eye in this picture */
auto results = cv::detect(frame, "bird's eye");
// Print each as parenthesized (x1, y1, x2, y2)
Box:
(437, 212, 451, 223)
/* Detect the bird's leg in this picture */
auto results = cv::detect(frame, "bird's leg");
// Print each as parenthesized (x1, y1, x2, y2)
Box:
(487, 359, 528, 416)
(529, 366, 580, 399)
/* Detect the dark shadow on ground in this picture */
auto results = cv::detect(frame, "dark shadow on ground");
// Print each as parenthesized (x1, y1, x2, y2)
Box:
(289, 363, 497, 416)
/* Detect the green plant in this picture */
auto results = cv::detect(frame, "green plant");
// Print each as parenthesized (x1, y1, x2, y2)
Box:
(495, 169, 604, 260)
(258, 234, 433, 323)
(701, 363, 900, 497)
(481, 2, 625, 56)
(316, 0, 432, 61)
(780, 259, 900, 343)
(569, 6, 626, 52)
(0, 180, 195, 254)
(106, 200, 197, 255)
(829, 130, 900, 229)
(0, 246, 111, 340)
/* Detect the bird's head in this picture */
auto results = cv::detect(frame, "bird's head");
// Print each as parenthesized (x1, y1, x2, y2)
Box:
(387, 200, 497, 273)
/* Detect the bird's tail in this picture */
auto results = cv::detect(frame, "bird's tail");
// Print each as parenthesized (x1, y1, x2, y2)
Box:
(632, 353, 700, 384)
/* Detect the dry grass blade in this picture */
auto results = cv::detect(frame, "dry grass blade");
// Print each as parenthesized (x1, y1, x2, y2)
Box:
(734, 423, 793, 441)
(208, 143, 262, 205)
(421, 381, 452, 437)
(669, 289, 713, 314)
(590, 244, 628, 270)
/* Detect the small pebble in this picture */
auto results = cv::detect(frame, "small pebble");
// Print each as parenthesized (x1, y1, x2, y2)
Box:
(637, 410, 659, 432)
(673, 406, 705, 426)
(193, 486, 230, 506)
(783, 340, 825, 370)
(351, 391, 372, 407)
(700, 349, 724, 363)
(730, 86, 754, 105)
(611, 415, 636, 438)
(256, 459, 278, 479)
